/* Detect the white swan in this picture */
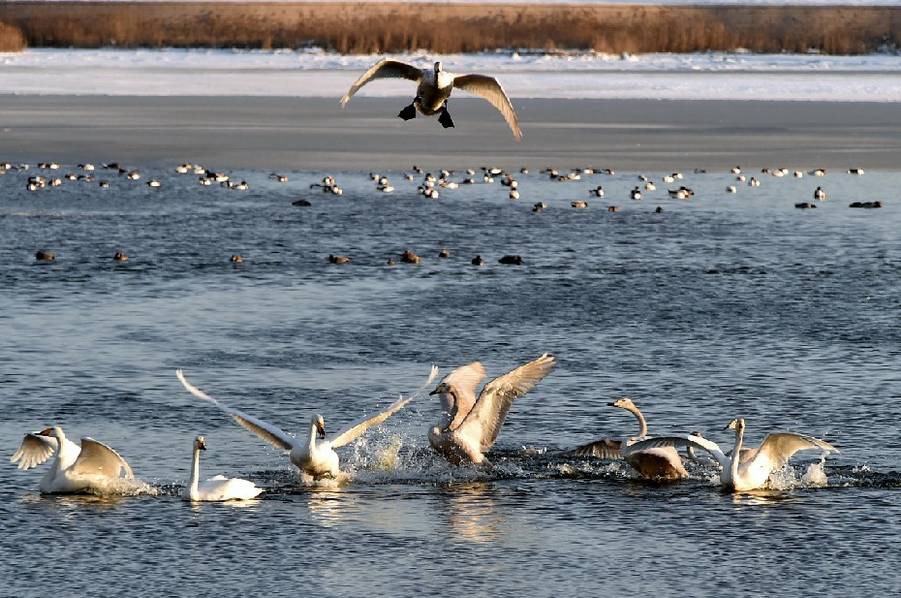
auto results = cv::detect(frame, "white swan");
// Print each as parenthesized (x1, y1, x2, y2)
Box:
(428, 353, 556, 465)
(341, 59, 522, 141)
(569, 397, 688, 480)
(622, 418, 838, 492)
(186, 435, 263, 501)
(11, 426, 134, 494)
(176, 367, 438, 481)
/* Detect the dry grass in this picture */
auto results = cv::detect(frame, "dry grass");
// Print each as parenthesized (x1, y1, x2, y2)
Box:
(0, 2, 899, 55)
(0, 20, 27, 52)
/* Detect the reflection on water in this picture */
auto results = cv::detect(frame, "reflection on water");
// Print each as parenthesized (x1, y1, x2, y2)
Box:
(306, 487, 353, 527)
(441, 482, 504, 544)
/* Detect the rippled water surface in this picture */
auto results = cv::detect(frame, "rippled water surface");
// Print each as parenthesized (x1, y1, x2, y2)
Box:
(1, 165, 899, 597)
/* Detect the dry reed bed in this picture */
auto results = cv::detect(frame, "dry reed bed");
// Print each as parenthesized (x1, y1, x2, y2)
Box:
(0, 2, 899, 54)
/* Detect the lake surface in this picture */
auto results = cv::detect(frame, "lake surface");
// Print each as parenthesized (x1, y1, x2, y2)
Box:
(1, 164, 899, 596)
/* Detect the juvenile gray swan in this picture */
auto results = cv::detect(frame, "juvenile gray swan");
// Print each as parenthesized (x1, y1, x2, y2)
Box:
(428, 354, 555, 465)
(341, 59, 522, 141)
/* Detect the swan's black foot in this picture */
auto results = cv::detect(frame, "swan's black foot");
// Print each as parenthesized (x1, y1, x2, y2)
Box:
(397, 103, 417, 121)
(438, 108, 455, 129)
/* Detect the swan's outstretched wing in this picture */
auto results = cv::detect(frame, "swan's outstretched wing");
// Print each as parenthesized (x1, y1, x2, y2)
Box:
(453, 74, 522, 141)
(330, 365, 439, 448)
(176, 370, 295, 451)
(623, 434, 730, 468)
(444, 361, 487, 430)
(457, 353, 556, 450)
(568, 437, 623, 459)
(70, 438, 134, 479)
(755, 433, 838, 470)
(340, 59, 422, 107)
(11, 433, 59, 470)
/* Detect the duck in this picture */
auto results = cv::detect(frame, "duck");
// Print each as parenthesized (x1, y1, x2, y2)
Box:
(571, 200, 589, 209)
(589, 186, 605, 197)
(630, 187, 642, 200)
(230, 255, 244, 263)
(11, 426, 134, 494)
(185, 436, 263, 502)
(176, 368, 436, 481)
(532, 202, 547, 213)
(328, 254, 351, 265)
(498, 255, 523, 265)
(814, 186, 826, 201)
(113, 250, 128, 262)
(438, 248, 451, 258)
(471, 255, 485, 266)
(623, 418, 838, 492)
(726, 185, 737, 193)
(35, 250, 56, 262)
(428, 354, 556, 465)
(848, 168, 864, 175)
(401, 249, 422, 264)
(341, 59, 522, 140)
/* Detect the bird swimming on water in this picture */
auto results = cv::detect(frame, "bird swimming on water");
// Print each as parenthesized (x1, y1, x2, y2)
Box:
(341, 59, 522, 141)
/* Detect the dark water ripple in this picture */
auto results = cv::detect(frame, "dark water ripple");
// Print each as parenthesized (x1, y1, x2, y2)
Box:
(1, 165, 899, 596)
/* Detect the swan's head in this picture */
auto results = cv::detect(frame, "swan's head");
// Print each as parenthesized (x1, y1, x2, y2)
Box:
(311, 414, 326, 438)
(608, 396, 635, 410)
(725, 418, 745, 432)
(37, 426, 63, 439)
(429, 382, 451, 396)
(194, 435, 207, 451)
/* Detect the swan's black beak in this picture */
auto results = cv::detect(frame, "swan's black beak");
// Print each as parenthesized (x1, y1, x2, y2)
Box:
(316, 420, 326, 439)
(606, 402, 617, 407)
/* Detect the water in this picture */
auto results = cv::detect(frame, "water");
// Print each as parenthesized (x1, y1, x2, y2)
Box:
(1, 165, 899, 596)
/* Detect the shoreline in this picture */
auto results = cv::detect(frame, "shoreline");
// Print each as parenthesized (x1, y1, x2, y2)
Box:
(2, 96, 901, 171)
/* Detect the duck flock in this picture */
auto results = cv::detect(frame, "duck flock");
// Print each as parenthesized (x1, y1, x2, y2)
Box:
(2, 159, 884, 268)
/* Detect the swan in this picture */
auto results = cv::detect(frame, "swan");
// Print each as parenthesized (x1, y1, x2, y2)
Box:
(186, 435, 263, 501)
(11, 426, 134, 494)
(341, 59, 522, 141)
(428, 353, 556, 465)
(569, 397, 688, 480)
(622, 418, 838, 492)
(176, 367, 438, 481)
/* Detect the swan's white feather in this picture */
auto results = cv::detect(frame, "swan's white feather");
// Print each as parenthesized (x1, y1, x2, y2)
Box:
(623, 434, 730, 468)
(176, 369, 295, 451)
(329, 364, 439, 448)
(11, 433, 59, 470)
(70, 437, 134, 480)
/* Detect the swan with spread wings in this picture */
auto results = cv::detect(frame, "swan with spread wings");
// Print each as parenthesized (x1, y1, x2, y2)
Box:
(176, 367, 438, 481)
(341, 59, 522, 141)
(622, 418, 838, 492)
(428, 354, 556, 465)
(11, 426, 134, 494)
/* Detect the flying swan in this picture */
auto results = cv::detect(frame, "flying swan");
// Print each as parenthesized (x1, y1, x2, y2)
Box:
(186, 435, 263, 501)
(176, 366, 438, 481)
(428, 353, 556, 465)
(340, 59, 523, 141)
(569, 397, 688, 480)
(10, 426, 134, 494)
(622, 418, 838, 492)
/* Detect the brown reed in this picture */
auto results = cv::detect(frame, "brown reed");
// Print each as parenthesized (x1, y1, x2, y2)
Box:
(0, 2, 898, 55)
(0, 20, 27, 52)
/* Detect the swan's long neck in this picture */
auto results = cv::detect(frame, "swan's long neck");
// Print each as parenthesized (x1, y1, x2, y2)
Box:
(625, 405, 648, 437)
(189, 447, 201, 500)
(307, 421, 319, 452)
(730, 426, 744, 484)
